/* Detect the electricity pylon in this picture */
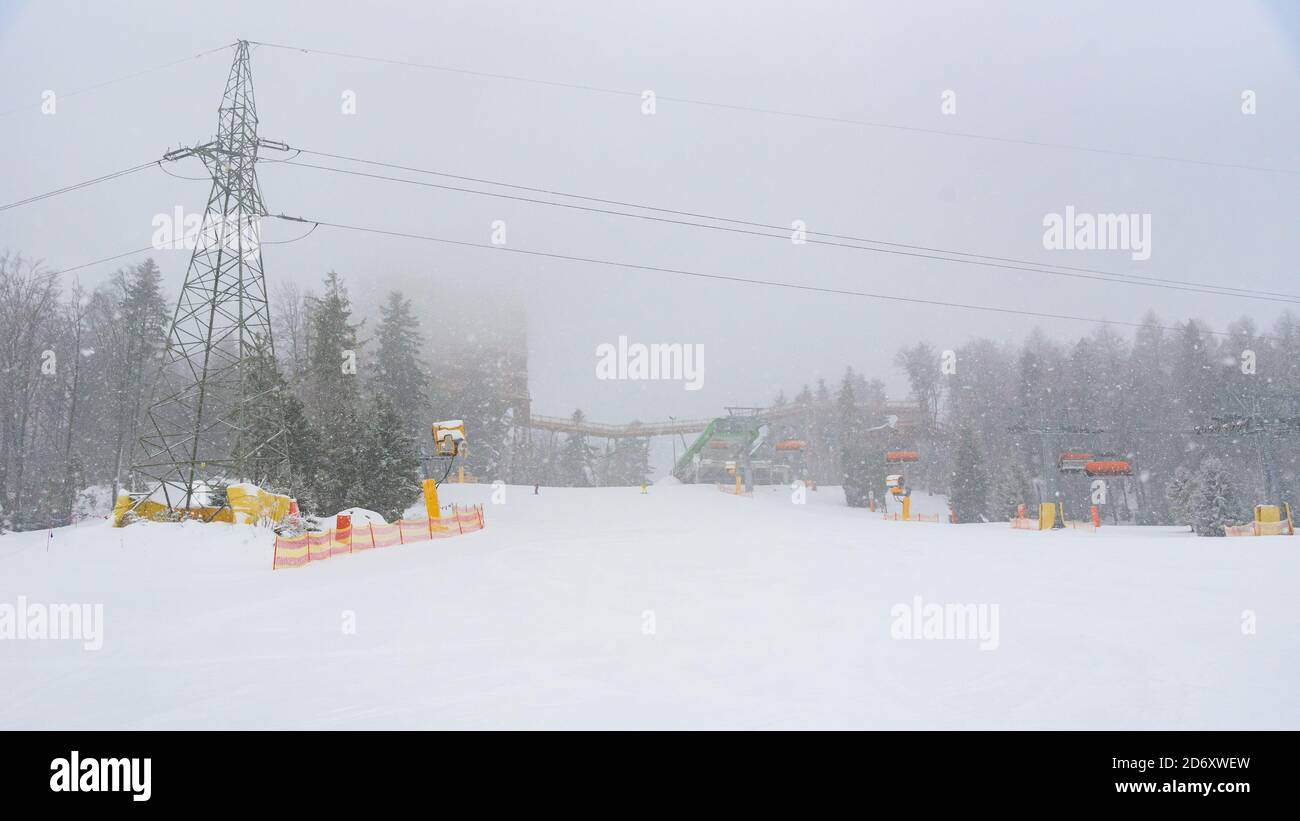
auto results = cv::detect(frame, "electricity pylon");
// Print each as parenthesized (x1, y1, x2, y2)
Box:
(131, 40, 290, 510)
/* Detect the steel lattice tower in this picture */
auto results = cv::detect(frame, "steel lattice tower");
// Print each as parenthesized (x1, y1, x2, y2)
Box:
(132, 41, 289, 509)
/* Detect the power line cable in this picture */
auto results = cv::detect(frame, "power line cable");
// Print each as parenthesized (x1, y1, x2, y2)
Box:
(276, 153, 1300, 305)
(37, 222, 324, 282)
(155, 162, 213, 182)
(0, 161, 160, 212)
(0, 43, 235, 118)
(0, 145, 303, 212)
(295, 148, 1299, 300)
(250, 41, 1300, 176)
(44, 246, 158, 277)
(261, 222, 319, 245)
(267, 213, 1273, 340)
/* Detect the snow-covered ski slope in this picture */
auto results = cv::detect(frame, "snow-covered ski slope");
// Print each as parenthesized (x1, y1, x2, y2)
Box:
(2, 483, 1296, 729)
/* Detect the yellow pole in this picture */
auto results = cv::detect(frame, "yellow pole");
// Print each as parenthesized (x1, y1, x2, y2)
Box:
(458, 465, 465, 483)
(735, 475, 742, 495)
(423, 478, 441, 521)
(1038, 502, 1055, 530)
(902, 496, 911, 521)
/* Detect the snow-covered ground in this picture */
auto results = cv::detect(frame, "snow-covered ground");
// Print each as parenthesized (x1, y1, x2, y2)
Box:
(2, 483, 1297, 729)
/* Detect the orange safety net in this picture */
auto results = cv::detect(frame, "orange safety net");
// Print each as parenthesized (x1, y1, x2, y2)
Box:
(715, 483, 752, 497)
(1226, 521, 1295, 537)
(881, 512, 940, 522)
(272, 504, 485, 570)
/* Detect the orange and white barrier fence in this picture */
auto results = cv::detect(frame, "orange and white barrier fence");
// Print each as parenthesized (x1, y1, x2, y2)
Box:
(715, 482, 753, 497)
(1009, 515, 1094, 531)
(881, 512, 940, 522)
(1227, 504, 1295, 537)
(1225, 520, 1294, 537)
(272, 504, 485, 570)
(1010, 503, 1093, 531)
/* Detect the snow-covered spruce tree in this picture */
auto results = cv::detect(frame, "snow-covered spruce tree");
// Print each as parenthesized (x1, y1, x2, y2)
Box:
(235, 337, 319, 507)
(433, 334, 515, 482)
(354, 394, 422, 520)
(280, 390, 318, 513)
(991, 463, 1032, 520)
(302, 271, 367, 514)
(787, 384, 813, 478)
(949, 426, 988, 523)
(810, 378, 838, 485)
(238, 337, 291, 490)
(895, 341, 942, 430)
(305, 271, 363, 410)
(838, 368, 870, 507)
(308, 403, 366, 516)
(1191, 457, 1243, 537)
(1171, 321, 1216, 429)
(271, 279, 312, 384)
(863, 442, 888, 510)
(606, 436, 652, 486)
(1125, 313, 1175, 524)
(896, 342, 952, 492)
(557, 409, 597, 487)
(0, 255, 60, 527)
(100, 258, 169, 500)
(1164, 464, 1198, 531)
(370, 290, 430, 444)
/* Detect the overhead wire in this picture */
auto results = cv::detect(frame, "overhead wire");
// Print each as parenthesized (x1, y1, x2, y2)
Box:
(248, 40, 1300, 176)
(266, 212, 1276, 340)
(274, 151, 1300, 305)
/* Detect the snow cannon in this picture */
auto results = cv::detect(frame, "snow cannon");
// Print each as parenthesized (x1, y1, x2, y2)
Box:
(432, 420, 466, 457)
(886, 474, 909, 497)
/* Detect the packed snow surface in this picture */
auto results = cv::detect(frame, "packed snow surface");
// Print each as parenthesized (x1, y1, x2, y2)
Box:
(335, 508, 387, 525)
(1, 483, 1296, 729)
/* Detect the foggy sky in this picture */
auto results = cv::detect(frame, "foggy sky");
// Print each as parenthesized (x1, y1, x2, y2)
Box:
(2, 0, 1297, 446)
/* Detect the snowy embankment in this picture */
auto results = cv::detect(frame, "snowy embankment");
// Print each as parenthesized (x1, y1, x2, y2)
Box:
(1, 483, 1296, 729)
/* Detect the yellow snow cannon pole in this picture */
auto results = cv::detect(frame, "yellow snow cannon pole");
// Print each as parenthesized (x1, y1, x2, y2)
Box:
(423, 478, 441, 522)
(902, 496, 911, 521)
(1038, 502, 1056, 530)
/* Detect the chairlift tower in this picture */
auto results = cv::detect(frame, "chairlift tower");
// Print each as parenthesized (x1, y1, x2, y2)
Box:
(1194, 392, 1300, 508)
